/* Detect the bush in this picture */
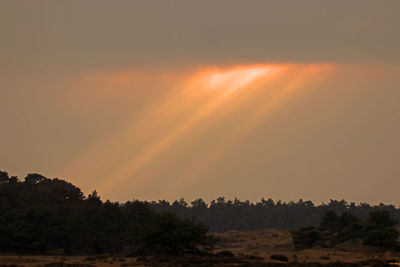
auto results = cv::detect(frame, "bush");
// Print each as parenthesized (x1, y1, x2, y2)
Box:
(292, 210, 400, 250)
(270, 254, 289, 262)
(363, 227, 399, 248)
(363, 210, 399, 248)
(142, 213, 216, 255)
(291, 226, 321, 250)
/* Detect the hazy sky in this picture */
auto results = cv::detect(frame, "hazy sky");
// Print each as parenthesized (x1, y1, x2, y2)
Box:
(1, 1, 399, 204)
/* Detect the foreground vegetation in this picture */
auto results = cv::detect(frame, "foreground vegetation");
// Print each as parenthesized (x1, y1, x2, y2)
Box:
(0, 171, 215, 255)
(292, 210, 399, 250)
(1, 170, 399, 262)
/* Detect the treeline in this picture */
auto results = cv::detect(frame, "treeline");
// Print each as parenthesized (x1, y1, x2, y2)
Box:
(292, 209, 399, 250)
(2, 170, 399, 255)
(0, 171, 215, 255)
(147, 197, 400, 232)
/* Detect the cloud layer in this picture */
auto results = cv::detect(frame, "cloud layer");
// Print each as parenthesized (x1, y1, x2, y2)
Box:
(1, 1, 399, 204)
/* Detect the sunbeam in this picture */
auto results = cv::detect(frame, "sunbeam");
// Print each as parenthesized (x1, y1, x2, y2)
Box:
(59, 63, 334, 198)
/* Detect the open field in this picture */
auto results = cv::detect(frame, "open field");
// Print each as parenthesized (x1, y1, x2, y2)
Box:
(1, 229, 399, 266)
(215, 229, 400, 264)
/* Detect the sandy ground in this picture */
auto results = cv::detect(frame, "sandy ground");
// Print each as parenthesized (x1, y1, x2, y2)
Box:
(1, 229, 399, 266)
(214, 228, 400, 264)
(0, 255, 142, 267)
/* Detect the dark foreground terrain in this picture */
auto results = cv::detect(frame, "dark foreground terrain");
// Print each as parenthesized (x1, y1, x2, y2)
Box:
(1, 172, 400, 266)
(0, 255, 398, 267)
(1, 229, 400, 266)
(0, 251, 397, 267)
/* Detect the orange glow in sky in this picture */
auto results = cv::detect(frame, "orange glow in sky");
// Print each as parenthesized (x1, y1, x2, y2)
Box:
(3, 1, 400, 205)
(61, 63, 334, 200)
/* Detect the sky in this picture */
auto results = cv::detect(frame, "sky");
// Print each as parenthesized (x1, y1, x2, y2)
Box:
(1, 1, 400, 204)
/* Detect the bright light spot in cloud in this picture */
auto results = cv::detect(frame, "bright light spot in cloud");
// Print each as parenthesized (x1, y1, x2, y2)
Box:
(193, 65, 282, 97)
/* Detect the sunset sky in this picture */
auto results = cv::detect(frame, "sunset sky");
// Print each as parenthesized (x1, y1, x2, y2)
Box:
(1, 1, 399, 204)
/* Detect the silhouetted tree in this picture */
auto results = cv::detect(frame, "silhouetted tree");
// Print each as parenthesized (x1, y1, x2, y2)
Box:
(293, 209, 399, 250)
(143, 213, 215, 255)
(363, 210, 399, 248)
(0, 171, 216, 255)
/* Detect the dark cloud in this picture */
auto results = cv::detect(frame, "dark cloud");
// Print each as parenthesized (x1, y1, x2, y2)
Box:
(1, 0, 399, 75)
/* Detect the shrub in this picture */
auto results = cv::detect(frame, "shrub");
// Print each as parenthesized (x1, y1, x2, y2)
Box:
(270, 254, 289, 262)
(291, 226, 321, 250)
(142, 213, 216, 255)
(363, 210, 399, 248)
